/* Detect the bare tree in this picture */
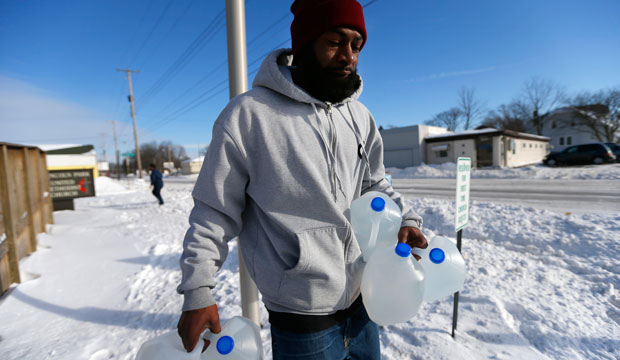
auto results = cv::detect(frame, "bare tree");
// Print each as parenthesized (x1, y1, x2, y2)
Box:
(568, 87, 620, 142)
(458, 87, 485, 130)
(127, 141, 189, 172)
(520, 77, 566, 134)
(482, 101, 528, 132)
(425, 107, 463, 131)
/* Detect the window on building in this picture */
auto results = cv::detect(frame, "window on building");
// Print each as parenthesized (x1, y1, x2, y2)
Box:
(567, 136, 572, 145)
(559, 137, 564, 145)
(552, 121, 556, 129)
(523, 143, 526, 148)
(529, 143, 532, 148)
(438, 150, 448, 158)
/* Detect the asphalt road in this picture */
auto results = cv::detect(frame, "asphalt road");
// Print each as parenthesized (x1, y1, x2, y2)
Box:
(165, 175, 620, 214)
(392, 178, 620, 214)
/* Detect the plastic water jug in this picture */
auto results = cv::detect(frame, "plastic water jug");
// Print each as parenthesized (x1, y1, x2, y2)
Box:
(135, 316, 262, 360)
(412, 235, 466, 301)
(361, 243, 425, 326)
(135, 330, 204, 360)
(350, 191, 402, 261)
(201, 316, 263, 360)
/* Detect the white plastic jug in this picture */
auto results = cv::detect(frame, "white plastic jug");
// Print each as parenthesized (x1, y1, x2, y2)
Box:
(361, 243, 425, 326)
(350, 191, 402, 261)
(135, 330, 203, 360)
(201, 316, 263, 360)
(412, 235, 466, 301)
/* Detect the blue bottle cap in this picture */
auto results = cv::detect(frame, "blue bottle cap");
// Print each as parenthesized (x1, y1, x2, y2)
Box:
(216, 335, 235, 355)
(371, 197, 386, 212)
(395, 243, 411, 257)
(429, 248, 445, 264)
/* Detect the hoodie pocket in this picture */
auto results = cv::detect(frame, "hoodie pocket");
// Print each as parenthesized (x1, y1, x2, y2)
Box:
(277, 226, 348, 312)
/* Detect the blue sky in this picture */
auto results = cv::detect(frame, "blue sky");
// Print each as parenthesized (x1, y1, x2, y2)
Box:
(1, 0, 619, 159)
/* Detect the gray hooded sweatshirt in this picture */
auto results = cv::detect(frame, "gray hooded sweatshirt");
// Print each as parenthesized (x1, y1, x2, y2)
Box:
(177, 49, 423, 315)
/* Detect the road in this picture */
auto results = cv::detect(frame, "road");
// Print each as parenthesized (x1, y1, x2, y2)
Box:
(392, 178, 620, 214)
(165, 175, 620, 214)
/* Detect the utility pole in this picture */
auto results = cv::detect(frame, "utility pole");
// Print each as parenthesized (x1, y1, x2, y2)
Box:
(100, 133, 107, 162)
(116, 68, 143, 178)
(112, 121, 121, 180)
(168, 145, 172, 163)
(226, 0, 260, 327)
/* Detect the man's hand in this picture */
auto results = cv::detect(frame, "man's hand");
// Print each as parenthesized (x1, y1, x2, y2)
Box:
(398, 226, 428, 260)
(177, 304, 221, 353)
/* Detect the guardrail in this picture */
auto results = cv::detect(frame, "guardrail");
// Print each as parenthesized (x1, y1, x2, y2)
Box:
(0, 142, 54, 295)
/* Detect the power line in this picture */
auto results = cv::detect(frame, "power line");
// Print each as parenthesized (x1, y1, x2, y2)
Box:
(128, 0, 176, 68)
(143, 0, 379, 132)
(137, 8, 226, 109)
(136, 0, 198, 70)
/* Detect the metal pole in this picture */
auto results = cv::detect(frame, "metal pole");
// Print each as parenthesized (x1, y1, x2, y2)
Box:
(225, 0, 260, 327)
(451, 229, 463, 338)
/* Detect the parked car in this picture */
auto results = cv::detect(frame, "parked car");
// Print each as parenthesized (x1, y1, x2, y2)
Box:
(543, 143, 616, 166)
(604, 143, 620, 162)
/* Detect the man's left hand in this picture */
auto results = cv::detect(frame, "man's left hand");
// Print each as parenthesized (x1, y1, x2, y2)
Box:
(398, 227, 428, 260)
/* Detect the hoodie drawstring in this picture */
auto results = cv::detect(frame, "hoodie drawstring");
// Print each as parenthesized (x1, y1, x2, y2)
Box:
(340, 103, 373, 184)
(311, 103, 347, 202)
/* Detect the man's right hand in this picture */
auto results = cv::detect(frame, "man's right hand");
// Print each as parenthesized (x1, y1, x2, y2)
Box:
(177, 304, 221, 353)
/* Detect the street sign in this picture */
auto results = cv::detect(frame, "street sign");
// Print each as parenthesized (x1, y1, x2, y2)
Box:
(455, 157, 471, 232)
(121, 152, 135, 157)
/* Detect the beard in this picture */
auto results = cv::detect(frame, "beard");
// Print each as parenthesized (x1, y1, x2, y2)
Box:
(292, 47, 361, 103)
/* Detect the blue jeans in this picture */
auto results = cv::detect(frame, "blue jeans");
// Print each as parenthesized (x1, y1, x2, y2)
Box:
(152, 186, 163, 205)
(271, 305, 380, 359)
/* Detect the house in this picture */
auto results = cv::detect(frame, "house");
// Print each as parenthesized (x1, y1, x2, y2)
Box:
(380, 125, 447, 168)
(542, 105, 612, 151)
(424, 127, 550, 168)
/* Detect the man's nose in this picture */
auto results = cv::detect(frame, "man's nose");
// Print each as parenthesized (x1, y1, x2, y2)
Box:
(338, 44, 356, 65)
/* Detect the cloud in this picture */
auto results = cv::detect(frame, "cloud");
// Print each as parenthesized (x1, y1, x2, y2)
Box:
(0, 75, 110, 145)
(402, 65, 500, 84)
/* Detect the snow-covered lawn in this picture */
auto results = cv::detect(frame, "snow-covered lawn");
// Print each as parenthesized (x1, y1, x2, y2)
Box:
(1, 166, 619, 359)
(387, 162, 620, 180)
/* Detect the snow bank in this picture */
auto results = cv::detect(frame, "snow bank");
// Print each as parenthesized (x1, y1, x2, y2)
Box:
(388, 162, 620, 180)
(94, 176, 132, 195)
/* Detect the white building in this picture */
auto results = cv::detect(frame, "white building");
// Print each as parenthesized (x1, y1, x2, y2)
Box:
(380, 125, 447, 168)
(543, 105, 612, 151)
(425, 128, 550, 168)
(181, 157, 204, 175)
(37, 144, 100, 177)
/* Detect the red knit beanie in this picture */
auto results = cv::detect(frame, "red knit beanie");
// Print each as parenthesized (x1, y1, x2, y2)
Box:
(290, 0, 367, 57)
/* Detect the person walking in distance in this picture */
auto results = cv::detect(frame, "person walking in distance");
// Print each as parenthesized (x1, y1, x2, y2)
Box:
(176, 0, 427, 358)
(149, 163, 164, 205)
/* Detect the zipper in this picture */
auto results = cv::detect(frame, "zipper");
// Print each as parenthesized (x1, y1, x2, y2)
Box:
(325, 102, 338, 201)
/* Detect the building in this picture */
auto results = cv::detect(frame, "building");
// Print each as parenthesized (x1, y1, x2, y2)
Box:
(38, 144, 99, 177)
(181, 157, 204, 175)
(380, 125, 550, 168)
(380, 125, 447, 168)
(425, 128, 550, 168)
(543, 105, 612, 151)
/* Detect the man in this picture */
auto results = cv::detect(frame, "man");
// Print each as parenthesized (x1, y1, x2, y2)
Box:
(177, 0, 427, 358)
(149, 163, 164, 205)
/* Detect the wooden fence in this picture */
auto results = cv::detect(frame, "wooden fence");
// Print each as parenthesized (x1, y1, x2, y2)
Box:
(0, 142, 54, 295)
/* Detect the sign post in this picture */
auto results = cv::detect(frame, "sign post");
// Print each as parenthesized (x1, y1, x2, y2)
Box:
(452, 157, 471, 338)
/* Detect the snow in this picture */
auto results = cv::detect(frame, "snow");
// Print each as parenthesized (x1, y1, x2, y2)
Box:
(1, 170, 619, 359)
(387, 162, 620, 180)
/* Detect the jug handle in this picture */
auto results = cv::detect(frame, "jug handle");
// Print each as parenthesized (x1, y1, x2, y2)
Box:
(365, 218, 380, 262)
